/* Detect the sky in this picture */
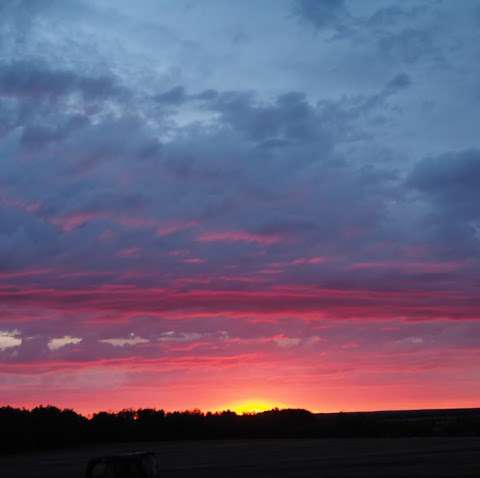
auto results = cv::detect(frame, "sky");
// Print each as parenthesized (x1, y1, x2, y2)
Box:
(1, 0, 480, 415)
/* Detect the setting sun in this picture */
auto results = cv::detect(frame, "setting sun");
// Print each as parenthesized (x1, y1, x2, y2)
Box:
(219, 399, 291, 414)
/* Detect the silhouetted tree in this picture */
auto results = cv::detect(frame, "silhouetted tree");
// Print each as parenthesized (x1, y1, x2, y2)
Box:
(1, 405, 479, 453)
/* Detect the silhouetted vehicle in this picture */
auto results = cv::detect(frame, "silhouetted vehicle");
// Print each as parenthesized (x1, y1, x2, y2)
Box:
(86, 452, 159, 477)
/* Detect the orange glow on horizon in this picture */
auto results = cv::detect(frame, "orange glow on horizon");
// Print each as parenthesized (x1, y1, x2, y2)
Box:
(215, 398, 292, 414)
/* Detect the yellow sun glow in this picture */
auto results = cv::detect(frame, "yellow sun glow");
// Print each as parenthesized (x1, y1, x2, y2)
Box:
(220, 399, 290, 414)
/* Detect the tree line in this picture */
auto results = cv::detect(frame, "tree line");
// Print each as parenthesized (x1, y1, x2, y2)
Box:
(1, 406, 479, 453)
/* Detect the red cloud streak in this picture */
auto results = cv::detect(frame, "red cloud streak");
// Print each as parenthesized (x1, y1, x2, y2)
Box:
(0, 283, 478, 321)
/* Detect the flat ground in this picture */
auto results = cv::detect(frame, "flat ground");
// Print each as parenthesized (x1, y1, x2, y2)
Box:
(1, 437, 480, 477)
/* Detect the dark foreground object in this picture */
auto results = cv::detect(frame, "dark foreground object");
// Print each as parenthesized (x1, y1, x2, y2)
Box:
(86, 452, 159, 477)
(1, 437, 480, 478)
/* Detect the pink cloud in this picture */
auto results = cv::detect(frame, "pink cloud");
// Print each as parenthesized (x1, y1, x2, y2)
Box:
(198, 230, 283, 245)
(116, 246, 141, 258)
(0, 282, 476, 322)
(50, 212, 104, 232)
(289, 256, 327, 266)
(0, 268, 53, 281)
(156, 220, 198, 237)
(50, 211, 198, 235)
(350, 260, 467, 273)
(181, 258, 206, 264)
(0, 191, 42, 214)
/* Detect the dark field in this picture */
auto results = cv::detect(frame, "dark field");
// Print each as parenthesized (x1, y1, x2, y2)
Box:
(1, 437, 480, 478)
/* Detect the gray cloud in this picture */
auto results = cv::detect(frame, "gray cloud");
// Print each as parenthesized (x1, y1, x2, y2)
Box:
(154, 85, 188, 105)
(0, 61, 123, 101)
(409, 149, 480, 214)
(377, 28, 439, 65)
(407, 149, 480, 257)
(292, 0, 349, 31)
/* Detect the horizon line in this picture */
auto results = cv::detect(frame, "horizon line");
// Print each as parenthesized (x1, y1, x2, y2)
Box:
(3, 404, 479, 418)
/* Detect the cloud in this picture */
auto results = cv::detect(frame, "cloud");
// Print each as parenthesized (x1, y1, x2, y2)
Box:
(367, 5, 424, 28)
(1, 282, 478, 321)
(100, 334, 150, 347)
(273, 336, 301, 348)
(408, 148, 480, 255)
(0, 61, 123, 101)
(47, 336, 83, 351)
(0, 329, 22, 351)
(158, 331, 204, 343)
(377, 28, 439, 65)
(292, 0, 349, 31)
(198, 230, 283, 245)
(385, 73, 411, 92)
(409, 149, 480, 216)
(397, 336, 424, 346)
(154, 85, 188, 105)
(207, 90, 329, 146)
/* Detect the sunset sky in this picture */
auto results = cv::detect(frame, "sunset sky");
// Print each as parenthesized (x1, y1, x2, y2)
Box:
(1, 0, 480, 415)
